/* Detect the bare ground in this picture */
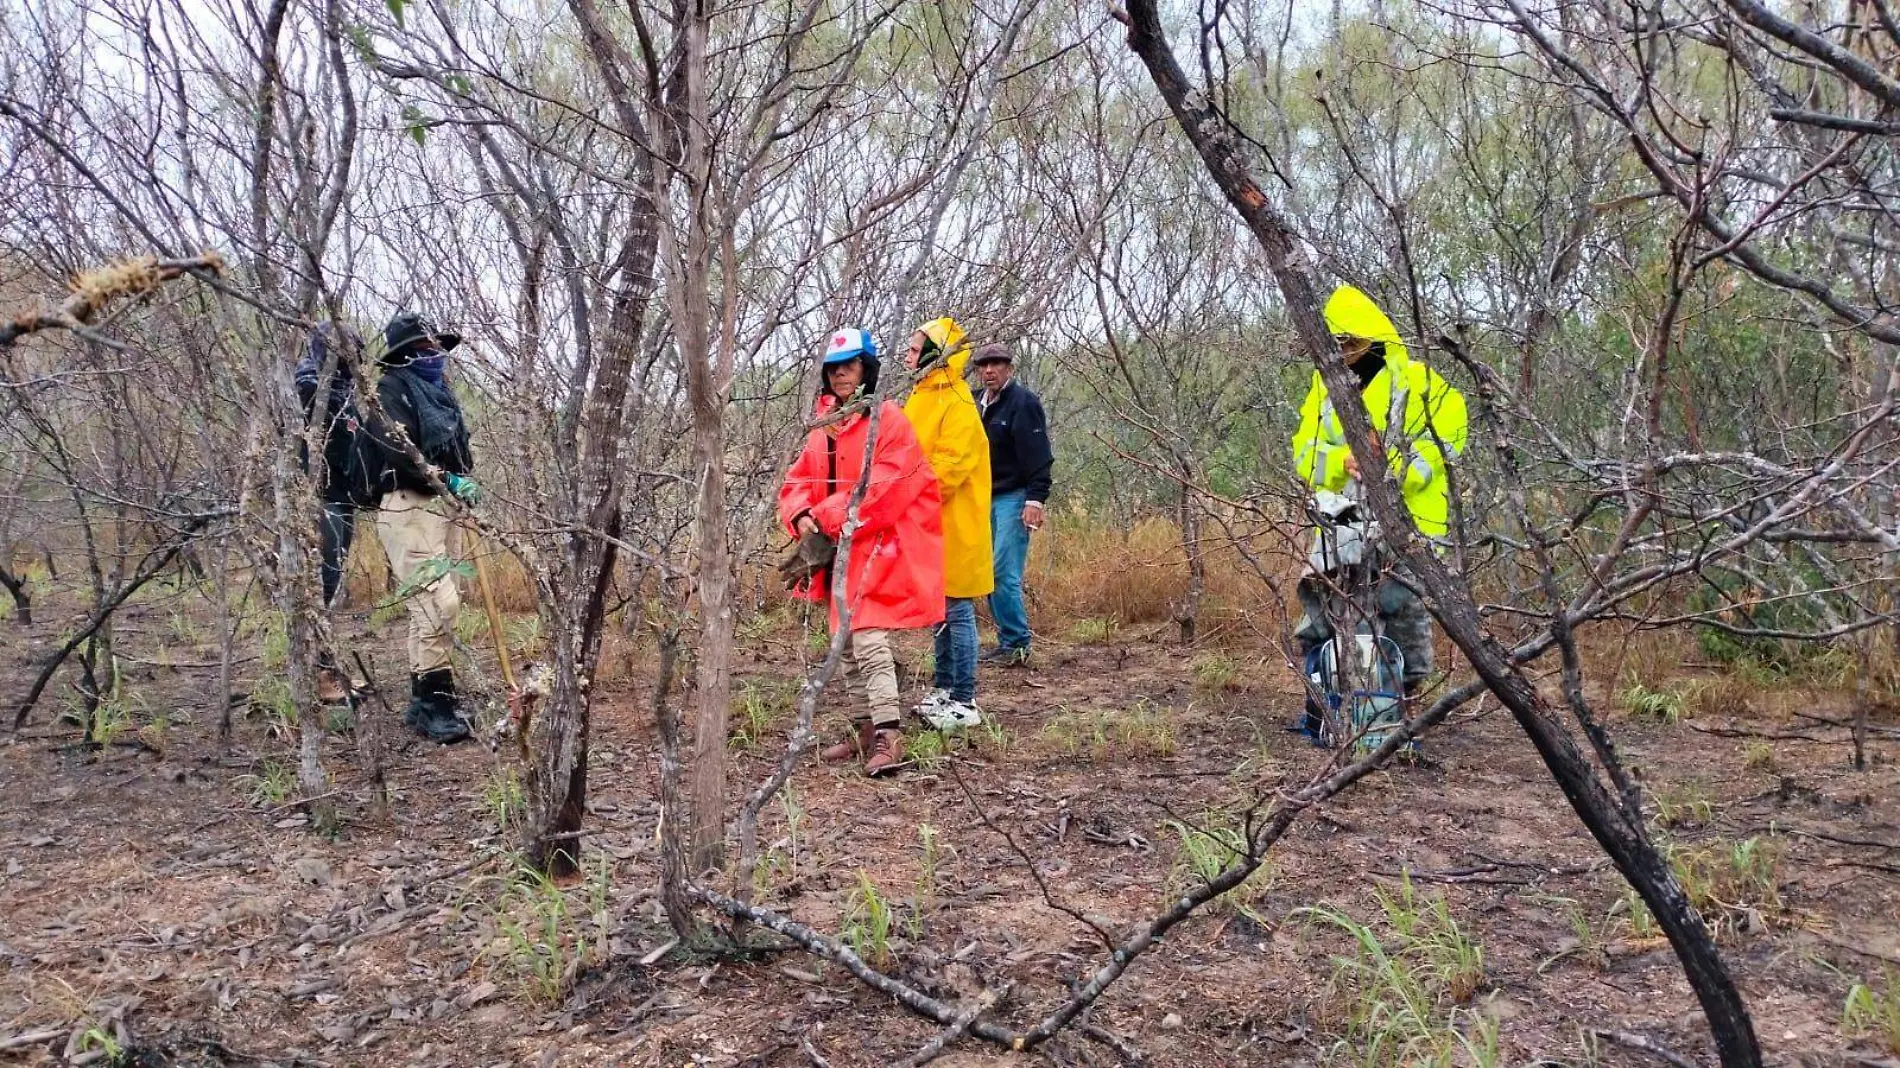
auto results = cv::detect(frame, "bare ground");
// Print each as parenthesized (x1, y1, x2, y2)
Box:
(2, 601, 1897, 1068)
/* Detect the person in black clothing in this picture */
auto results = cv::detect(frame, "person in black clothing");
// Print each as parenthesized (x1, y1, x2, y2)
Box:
(293, 323, 373, 610)
(971, 343, 1053, 664)
(365, 312, 480, 744)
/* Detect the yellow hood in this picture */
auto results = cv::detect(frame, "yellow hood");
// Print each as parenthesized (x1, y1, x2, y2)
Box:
(917, 316, 968, 371)
(1322, 286, 1408, 364)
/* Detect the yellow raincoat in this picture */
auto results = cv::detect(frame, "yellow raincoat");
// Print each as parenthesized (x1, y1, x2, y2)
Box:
(904, 317, 994, 599)
(1292, 286, 1469, 538)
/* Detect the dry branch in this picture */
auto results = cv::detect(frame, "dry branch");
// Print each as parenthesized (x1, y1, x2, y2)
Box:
(0, 255, 225, 349)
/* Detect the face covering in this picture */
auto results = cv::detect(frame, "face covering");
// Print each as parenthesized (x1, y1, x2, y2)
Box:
(409, 349, 447, 385)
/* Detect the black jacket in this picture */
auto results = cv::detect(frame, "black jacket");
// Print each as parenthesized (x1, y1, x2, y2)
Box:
(366, 366, 474, 497)
(979, 380, 1053, 501)
(295, 342, 381, 507)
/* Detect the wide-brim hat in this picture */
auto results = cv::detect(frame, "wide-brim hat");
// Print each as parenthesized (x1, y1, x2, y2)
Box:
(382, 312, 462, 362)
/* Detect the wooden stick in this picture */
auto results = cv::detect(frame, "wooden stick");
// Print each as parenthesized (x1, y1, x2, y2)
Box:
(465, 525, 516, 691)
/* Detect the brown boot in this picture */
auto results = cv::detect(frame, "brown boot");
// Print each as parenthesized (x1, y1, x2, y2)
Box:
(821, 719, 875, 764)
(316, 666, 350, 705)
(863, 727, 905, 777)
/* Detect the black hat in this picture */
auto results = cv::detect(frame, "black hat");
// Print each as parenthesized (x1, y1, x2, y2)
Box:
(381, 312, 462, 364)
(971, 343, 1012, 366)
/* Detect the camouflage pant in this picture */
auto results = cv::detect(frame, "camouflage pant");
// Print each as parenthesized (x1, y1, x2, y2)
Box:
(1294, 562, 1434, 689)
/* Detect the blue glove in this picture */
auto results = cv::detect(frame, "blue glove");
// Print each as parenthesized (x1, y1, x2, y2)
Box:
(445, 473, 482, 505)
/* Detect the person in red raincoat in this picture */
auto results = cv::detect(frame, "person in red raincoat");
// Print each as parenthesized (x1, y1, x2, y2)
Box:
(778, 327, 945, 776)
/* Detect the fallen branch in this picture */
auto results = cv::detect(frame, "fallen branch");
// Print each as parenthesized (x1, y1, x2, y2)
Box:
(1592, 1028, 1701, 1068)
(13, 509, 227, 729)
(890, 985, 1008, 1068)
(1686, 722, 1823, 743)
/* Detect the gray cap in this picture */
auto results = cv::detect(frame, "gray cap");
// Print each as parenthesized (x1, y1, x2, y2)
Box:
(971, 343, 1012, 366)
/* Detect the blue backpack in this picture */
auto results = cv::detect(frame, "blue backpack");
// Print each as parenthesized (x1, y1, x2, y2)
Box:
(1298, 631, 1406, 753)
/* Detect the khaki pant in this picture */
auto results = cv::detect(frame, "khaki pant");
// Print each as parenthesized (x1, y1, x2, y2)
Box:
(376, 489, 462, 674)
(850, 629, 900, 728)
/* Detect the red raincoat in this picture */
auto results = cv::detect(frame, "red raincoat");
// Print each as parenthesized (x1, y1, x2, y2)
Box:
(778, 397, 946, 633)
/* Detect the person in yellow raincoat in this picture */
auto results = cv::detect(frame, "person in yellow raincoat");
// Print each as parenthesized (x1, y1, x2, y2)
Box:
(903, 316, 992, 731)
(1290, 285, 1467, 703)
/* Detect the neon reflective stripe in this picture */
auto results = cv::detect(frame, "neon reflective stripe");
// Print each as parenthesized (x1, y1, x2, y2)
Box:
(1293, 441, 1315, 469)
(1313, 445, 1332, 478)
(1407, 455, 1435, 488)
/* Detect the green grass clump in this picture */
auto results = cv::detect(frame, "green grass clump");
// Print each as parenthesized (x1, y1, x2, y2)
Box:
(842, 871, 896, 968)
(1192, 651, 1240, 691)
(1844, 970, 1900, 1055)
(1297, 878, 1495, 1067)
(1165, 813, 1271, 922)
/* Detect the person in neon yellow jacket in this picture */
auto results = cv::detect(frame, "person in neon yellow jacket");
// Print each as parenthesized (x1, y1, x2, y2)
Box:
(903, 316, 993, 731)
(1291, 285, 1467, 699)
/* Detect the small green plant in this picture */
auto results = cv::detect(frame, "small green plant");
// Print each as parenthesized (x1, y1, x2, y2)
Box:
(453, 604, 488, 645)
(907, 727, 952, 771)
(88, 698, 133, 747)
(1652, 783, 1716, 829)
(1844, 970, 1900, 1055)
(780, 786, 807, 877)
(1612, 888, 1662, 942)
(730, 681, 791, 750)
(1069, 616, 1120, 644)
(1665, 835, 1785, 936)
(1536, 897, 1608, 972)
(1375, 875, 1485, 1003)
(805, 626, 832, 656)
(1165, 814, 1271, 922)
(736, 603, 796, 644)
(841, 871, 895, 968)
(916, 822, 943, 914)
(323, 704, 355, 734)
(1192, 651, 1240, 690)
(483, 767, 527, 830)
(168, 609, 204, 647)
(1741, 741, 1777, 772)
(77, 1027, 125, 1066)
(1041, 702, 1177, 761)
(1297, 883, 1494, 1067)
(1617, 679, 1688, 724)
(249, 675, 298, 739)
(237, 758, 294, 806)
(259, 612, 289, 670)
(490, 858, 608, 1004)
(1115, 698, 1177, 757)
(973, 717, 1011, 754)
(507, 614, 545, 659)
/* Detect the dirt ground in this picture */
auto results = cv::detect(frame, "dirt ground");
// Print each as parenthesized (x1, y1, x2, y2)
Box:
(2, 596, 1897, 1068)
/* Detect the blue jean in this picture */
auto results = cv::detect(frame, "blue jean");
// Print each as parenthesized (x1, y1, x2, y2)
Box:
(318, 501, 358, 608)
(933, 597, 978, 703)
(988, 491, 1031, 650)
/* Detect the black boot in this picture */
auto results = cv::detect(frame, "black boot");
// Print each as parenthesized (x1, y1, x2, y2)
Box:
(405, 674, 429, 734)
(416, 667, 472, 745)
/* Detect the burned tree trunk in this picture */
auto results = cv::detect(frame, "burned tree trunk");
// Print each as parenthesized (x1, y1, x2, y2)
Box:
(1114, 3, 1763, 1064)
(521, 190, 660, 876)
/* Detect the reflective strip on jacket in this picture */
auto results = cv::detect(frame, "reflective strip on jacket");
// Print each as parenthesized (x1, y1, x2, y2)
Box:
(1292, 286, 1469, 538)
(778, 397, 947, 633)
(904, 328, 995, 599)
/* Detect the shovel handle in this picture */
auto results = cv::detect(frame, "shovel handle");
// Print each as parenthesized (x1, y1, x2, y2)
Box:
(466, 527, 517, 692)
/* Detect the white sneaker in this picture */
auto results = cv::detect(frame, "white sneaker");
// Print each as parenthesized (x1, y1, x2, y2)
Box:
(924, 699, 982, 733)
(912, 688, 951, 719)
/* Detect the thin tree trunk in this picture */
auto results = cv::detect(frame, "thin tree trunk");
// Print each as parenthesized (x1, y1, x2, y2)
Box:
(1114, 5, 1763, 1064)
(1177, 477, 1202, 645)
(0, 566, 28, 624)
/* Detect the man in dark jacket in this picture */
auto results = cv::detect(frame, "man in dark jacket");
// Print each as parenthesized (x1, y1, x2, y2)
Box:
(365, 312, 479, 744)
(972, 343, 1052, 665)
